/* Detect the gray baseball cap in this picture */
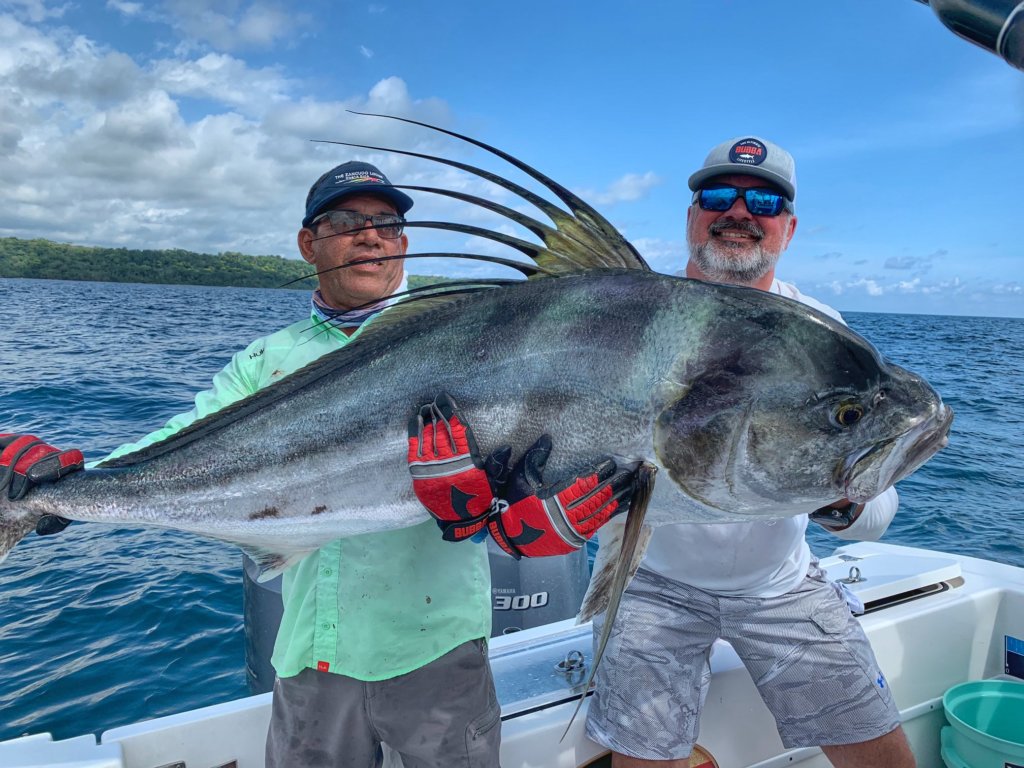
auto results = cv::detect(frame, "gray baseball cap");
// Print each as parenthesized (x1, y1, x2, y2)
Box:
(688, 136, 797, 201)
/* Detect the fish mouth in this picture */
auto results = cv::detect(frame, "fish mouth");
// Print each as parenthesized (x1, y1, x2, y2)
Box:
(839, 403, 954, 502)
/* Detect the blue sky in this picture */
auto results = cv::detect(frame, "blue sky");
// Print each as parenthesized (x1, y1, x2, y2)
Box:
(1, 0, 1022, 317)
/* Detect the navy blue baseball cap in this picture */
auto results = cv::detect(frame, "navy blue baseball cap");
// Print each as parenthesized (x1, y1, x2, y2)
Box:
(302, 161, 414, 228)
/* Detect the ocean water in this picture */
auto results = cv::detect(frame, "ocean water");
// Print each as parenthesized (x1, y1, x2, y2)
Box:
(1, 276, 1022, 743)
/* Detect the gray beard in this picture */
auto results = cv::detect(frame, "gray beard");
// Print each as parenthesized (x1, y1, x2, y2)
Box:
(687, 234, 781, 286)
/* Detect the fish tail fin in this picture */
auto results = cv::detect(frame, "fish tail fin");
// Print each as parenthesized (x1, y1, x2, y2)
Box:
(562, 462, 657, 741)
(0, 498, 42, 565)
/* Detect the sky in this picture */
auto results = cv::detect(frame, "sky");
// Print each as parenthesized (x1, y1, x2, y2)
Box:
(1, 0, 1022, 317)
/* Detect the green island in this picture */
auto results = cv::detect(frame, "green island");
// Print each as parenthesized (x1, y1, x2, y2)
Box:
(0, 237, 441, 291)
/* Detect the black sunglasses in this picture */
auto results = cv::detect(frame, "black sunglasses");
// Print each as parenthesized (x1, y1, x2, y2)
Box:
(311, 210, 406, 239)
(694, 185, 793, 217)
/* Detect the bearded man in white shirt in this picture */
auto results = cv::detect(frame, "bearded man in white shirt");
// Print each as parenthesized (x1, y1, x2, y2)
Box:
(585, 137, 916, 768)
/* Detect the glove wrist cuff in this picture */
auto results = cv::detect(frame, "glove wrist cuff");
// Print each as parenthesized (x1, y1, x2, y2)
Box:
(438, 510, 491, 543)
(486, 511, 523, 559)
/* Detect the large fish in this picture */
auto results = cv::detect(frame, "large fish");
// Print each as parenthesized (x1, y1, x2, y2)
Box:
(0, 115, 952, 632)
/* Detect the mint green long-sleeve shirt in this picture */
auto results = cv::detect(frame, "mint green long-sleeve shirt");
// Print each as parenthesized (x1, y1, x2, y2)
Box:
(103, 312, 492, 680)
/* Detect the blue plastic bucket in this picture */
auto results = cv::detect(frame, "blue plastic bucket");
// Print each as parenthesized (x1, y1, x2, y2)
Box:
(941, 679, 1024, 768)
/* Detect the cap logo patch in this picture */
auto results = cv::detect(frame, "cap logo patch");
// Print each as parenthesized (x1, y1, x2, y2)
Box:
(334, 171, 386, 186)
(729, 139, 767, 167)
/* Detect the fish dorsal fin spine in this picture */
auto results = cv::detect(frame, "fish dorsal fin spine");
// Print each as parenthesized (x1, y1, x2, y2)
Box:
(101, 111, 650, 468)
(310, 111, 649, 281)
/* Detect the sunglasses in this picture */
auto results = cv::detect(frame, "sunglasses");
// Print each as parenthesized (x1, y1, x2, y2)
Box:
(694, 185, 793, 217)
(311, 210, 406, 239)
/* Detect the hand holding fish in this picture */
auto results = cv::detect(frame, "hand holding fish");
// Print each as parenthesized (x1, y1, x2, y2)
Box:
(407, 394, 496, 542)
(485, 434, 634, 559)
(407, 394, 633, 558)
(0, 434, 84, 502)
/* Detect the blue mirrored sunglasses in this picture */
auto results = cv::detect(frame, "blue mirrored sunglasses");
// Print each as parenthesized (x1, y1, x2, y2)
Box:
(694, 185, 793, 217)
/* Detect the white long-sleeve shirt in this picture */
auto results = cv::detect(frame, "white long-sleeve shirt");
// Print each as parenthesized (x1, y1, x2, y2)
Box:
(631, 278, 900, 598)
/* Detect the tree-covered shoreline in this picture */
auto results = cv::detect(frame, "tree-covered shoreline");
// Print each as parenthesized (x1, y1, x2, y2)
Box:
(0, 237, 323, 290)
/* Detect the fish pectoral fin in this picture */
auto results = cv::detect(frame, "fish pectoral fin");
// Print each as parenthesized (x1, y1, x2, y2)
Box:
(564, 462, 656, 741)
(577, 480, 655, 624)
(241, 546, 315, 582)
(577, 520, 653, 624)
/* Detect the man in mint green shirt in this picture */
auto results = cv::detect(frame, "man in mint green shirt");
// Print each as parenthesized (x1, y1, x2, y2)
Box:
(7, 158, 631, 765)
(55, 162, 498, 767)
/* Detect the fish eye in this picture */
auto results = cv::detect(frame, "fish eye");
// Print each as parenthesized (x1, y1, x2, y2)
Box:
(832, 402, 865, 428)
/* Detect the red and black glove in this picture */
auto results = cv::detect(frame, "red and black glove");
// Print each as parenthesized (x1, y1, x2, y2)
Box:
(1, 433, 83, 535)
(1, 434, 84, 503)
(486, 435, 633, 559)
(407, 394, 500, 542)
(407, 394, 633, 557)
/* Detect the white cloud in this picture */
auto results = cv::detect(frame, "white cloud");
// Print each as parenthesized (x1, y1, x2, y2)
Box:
(236, 3, 293, 46)
(161, 0, 308, 51)
(0, 15, 496, 263)
(818, 275, 972, 300)
(0, 12, 675, 284)
(151, 53, 294, 114)
(2, 0, 68, 22)
(0, 18, 143, 106)
(992, 283, 1023, 294)
(824, 278, 885, 297)
(577, 171, 661, 206)
(811, 272, 1024, 316)
(861, 279, 884, 297)
(106, 0, 142, 16)
(360, 45, 373, 58)
(629, 237, 686, 274)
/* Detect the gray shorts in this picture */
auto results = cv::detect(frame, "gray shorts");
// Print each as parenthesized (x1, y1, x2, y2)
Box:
(266, 638, 501, 768)
(585, 563, 901, 760)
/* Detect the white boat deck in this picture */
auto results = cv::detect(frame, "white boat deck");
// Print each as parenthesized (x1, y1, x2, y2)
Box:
(3, 541, 1023, 768)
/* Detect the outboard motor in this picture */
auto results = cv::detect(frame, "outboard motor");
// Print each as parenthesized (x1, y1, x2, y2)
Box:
(915, 0, 1024, 70)
(242, 555, 285, 694)
(242, 545, 592, 693)
(486, 540, 591, 636)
